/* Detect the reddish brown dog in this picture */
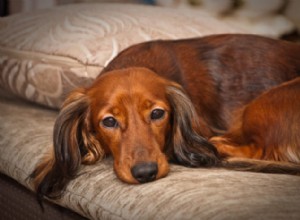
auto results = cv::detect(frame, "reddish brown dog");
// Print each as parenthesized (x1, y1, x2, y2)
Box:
(32, 34, 300, 199)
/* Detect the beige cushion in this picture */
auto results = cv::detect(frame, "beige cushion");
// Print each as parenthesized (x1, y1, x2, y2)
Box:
(0, 3, 247, 108)
(1, 87, 300, 219)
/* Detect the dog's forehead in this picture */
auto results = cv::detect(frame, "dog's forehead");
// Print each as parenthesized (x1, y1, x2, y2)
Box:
(91, 68, 167, 96)
(88, 68, 169, 109)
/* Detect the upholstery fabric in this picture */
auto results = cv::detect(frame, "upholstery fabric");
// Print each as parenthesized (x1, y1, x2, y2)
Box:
(0, 3, 247, 109)
(1, 89, 300, 220)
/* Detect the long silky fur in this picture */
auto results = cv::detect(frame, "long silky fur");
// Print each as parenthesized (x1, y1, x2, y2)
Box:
(166, 85, 221, 167)
(166, 84, 300, 176)
(31, 89, 103, 200)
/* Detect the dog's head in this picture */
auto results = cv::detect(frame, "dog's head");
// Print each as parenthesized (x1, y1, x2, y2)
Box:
(86, 67, 172, 183)
(33, 67, 219, 197)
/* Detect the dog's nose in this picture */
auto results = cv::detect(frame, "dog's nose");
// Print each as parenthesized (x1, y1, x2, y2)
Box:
(131, 162, 158, 183)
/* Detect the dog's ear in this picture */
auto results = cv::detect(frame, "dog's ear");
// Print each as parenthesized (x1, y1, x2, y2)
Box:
(31, 89, 104, 199)
(166, 83, 220, 167)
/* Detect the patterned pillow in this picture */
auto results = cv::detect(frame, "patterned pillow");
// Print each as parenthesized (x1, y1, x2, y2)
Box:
(0, 3, 246, 109)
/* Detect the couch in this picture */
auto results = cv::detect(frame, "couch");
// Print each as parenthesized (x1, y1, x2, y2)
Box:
(1, 3, 300, 220)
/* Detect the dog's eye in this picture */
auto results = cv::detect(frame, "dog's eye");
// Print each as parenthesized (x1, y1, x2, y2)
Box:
(150, 108, 165, 120)
(101, 117, 118, 128)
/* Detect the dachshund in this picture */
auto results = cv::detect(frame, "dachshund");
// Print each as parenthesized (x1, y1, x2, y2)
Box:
(31, 34, 300, 200)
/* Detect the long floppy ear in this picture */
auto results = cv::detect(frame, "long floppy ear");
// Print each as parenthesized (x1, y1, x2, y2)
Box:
(166, 84, 220, 167)
(31, 88, 104, 200)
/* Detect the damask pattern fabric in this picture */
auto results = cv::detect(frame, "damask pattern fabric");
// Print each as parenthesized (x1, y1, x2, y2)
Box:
(0, 3, 246, 108)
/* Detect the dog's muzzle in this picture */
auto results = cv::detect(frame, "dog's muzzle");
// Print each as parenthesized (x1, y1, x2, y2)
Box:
(131, 162, 158, 183)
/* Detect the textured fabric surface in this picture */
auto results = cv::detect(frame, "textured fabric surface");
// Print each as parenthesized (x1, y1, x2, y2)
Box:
(1, 89, 300, 219)
(0, 3, 247, 109)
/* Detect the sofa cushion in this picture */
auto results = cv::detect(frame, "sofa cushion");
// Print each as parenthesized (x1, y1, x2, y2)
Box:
(0, 3, 247, 109)
(1, 87, 300, 220)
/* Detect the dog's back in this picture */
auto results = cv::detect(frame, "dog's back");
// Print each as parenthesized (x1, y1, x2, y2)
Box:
(102, 34, 300, 134)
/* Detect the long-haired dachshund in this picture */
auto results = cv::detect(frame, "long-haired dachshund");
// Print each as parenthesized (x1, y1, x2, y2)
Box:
(31, 34, 300, 199)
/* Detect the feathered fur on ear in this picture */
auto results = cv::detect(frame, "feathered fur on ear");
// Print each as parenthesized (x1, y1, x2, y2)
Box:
(166, 84, 220, 167)
(31, 89, 104, 200)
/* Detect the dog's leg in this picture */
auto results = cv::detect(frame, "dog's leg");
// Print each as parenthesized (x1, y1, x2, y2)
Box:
(210, 136, 263, 159)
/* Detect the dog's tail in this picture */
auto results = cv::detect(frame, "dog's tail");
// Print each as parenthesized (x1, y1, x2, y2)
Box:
(221, 158, 300, 175)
